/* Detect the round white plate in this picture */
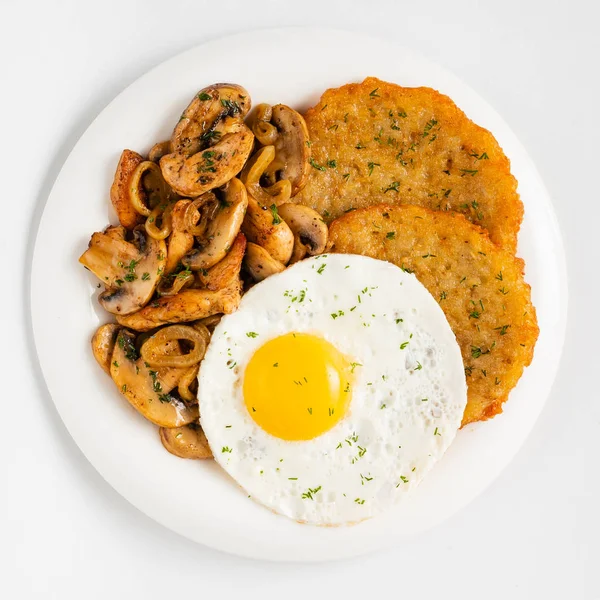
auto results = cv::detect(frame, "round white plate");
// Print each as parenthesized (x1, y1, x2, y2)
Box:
(31, 28, 567, 562)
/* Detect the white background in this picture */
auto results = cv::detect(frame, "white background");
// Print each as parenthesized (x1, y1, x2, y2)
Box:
(1, 0, 597, 598)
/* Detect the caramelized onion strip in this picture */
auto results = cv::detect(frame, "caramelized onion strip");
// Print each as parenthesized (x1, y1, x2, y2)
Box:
(141, 325, 207, 369)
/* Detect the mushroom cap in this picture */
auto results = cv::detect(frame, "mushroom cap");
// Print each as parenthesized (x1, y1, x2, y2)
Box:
(277, 203, 328, 256)
(172, 84, 251, 156)
(110, 329, 198, 427)
(241, 194, 294, 265)
(271, 104, 311, 196)
(160, 424, 213, 459)
(244, 242, 286, 282)
(79, 226, 167, 315)
(160, 123, 254, 198)
(91, 323, 121, 374)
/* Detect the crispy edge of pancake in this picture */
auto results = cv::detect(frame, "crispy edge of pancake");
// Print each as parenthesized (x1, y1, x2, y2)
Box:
(328, 203, 539, 425)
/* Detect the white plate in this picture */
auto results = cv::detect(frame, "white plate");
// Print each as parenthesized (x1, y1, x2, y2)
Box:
(30, 28, 567, 562)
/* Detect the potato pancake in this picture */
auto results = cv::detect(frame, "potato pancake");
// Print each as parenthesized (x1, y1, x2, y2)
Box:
(328, 204, 538, 425)
(296, 77, 522, 252)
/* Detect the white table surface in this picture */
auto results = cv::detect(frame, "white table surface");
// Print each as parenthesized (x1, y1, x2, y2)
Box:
(2, 0, 597, 598)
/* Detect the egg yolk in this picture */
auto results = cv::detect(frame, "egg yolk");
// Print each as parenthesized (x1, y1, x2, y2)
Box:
(243, 333, 353, 441)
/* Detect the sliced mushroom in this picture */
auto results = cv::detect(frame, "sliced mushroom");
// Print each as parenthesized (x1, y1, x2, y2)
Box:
(171, 84, 251, 156)
(182, 178, 248, 270)
(277, 204, 328, 259)
(160, 423, 212, 459)
(115, 281, 242, 332)
(110, 149, 145, 229)
(165, 200, 194, 275)
(80, 226, 131, 283)
(110, 329, 198, 427)
(91, 323, 121, 374)
(289, 234, 308, 264)
(241, 194, 294, 264)
(197, 232, 246, 291)
(160, 84, 253, 198)
(244, 242, 285, 282)
(270, 104, 311, 196)
(80, 226, 166, 315)
(160, 121, 254, 197)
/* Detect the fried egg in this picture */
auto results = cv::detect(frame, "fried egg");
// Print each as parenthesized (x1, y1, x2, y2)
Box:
(199, 254, 467, 525)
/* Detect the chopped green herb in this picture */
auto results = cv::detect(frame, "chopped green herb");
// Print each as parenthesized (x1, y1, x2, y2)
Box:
(309, 157, 326, 171)
(383, 181, 400, 193)
(269, 204, 281, 225)
(301, 486, 322, 500)
(367, 161, 380, 176)
(422, 119, 438, 137)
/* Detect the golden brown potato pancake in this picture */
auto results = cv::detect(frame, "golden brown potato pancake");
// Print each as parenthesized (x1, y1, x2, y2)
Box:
(328, 204, 538, 425)
(296, 77, 522, 253)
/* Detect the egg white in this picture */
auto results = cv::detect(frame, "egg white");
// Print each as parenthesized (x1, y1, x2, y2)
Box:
(199, 254, 467, 526)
